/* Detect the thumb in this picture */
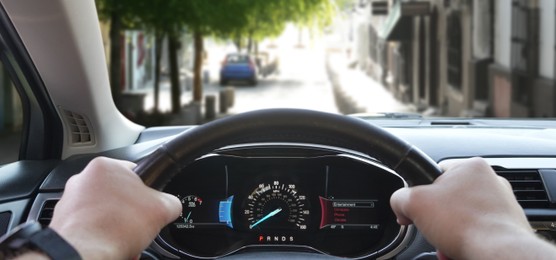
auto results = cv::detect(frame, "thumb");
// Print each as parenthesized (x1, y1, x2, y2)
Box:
(390, 187, 414, 226)
(158, 192, 183, 224)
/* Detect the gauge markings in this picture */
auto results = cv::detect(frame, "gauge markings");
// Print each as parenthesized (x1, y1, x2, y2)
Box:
(244, 181, 309, 230)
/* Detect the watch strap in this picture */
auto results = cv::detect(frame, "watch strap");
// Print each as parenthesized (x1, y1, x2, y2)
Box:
(28, 227, 81, 260)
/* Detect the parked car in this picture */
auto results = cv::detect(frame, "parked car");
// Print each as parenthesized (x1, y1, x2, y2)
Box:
(220, 53, 258, 86)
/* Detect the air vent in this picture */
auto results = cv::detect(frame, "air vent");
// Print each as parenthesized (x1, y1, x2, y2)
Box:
(495, 169, 549, 208)
(38, 200, 58, 227)
(63, 110, 94, 145)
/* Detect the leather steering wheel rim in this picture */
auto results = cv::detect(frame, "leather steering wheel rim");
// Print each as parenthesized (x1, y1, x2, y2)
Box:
(135, 109, 442, 190)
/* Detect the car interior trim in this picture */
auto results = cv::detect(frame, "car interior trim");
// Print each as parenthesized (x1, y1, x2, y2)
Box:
(0, 161, 59, 202)
(0, 3, 64, 160)
(26, 193, 61, 224)
(0, 199, 30, 236)
(1, 0, 144, 159)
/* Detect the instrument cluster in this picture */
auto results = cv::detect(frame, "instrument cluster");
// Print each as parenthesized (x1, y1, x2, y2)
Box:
(157, 147, 408, 258)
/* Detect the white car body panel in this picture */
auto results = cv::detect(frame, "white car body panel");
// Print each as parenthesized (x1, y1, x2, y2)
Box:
(1, 0, 143, 158)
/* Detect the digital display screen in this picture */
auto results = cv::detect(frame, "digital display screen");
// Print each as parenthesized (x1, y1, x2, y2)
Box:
(319, 197, 379, 230)
(159, 153, 405, 258)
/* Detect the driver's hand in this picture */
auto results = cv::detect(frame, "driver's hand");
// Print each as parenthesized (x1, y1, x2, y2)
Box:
(390, 157, 539, 259)
(49, 157, 182, 259)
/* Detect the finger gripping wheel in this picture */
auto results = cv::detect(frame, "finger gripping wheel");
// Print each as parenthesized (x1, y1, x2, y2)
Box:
(134, 109, 441, 190)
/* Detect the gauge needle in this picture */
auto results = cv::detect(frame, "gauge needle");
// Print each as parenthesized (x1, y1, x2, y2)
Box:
(249, 208, 282, 229)
(184, 211, 192, 223)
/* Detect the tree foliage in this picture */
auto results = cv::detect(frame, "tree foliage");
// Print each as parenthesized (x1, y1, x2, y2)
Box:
(96, 0, 139, 101)
(96, 0, 339, 111)
(213, 0, 336, 44)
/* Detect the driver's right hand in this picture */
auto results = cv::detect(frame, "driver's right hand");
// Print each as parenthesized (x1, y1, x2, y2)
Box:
(390, 157, 536, 259)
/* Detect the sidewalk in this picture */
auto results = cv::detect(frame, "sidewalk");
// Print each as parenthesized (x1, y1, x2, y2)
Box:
(326, 52, 414, 115)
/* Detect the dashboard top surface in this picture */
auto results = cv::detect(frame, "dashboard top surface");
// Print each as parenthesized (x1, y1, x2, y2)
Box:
(33, 125, 556, 192)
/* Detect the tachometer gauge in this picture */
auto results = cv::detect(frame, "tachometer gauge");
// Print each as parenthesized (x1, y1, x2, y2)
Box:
(244, 181, 310, 230)
(174, 195, 203, 229)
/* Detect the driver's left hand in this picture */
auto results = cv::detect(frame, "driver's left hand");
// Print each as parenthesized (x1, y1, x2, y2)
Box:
(49, 157, 182, 259)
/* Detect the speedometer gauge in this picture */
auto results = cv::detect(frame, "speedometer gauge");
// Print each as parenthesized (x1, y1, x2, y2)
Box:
(244, 181, 310, 230)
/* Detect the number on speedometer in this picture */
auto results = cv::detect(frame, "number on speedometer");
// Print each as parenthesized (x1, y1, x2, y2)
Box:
(244, 181, 310, 230)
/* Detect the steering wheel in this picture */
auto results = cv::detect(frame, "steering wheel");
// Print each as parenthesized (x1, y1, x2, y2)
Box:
(133, 108, 442, 259)
(134, 108, 441, 190)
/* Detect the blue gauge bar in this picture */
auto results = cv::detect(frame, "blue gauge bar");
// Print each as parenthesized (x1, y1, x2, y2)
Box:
(219, 196, 234, 228)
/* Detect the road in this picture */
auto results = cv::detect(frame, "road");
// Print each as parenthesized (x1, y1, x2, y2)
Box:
(141, 39, 412, 120)
(209, 47, 338, 114)
(144, 45, 339, 115)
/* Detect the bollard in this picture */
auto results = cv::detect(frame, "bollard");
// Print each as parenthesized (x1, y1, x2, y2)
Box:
(203, 70, 210, 84)
(180, 101, 201, 125)
(205, 95, 216, 121)
(225, 87, 235, 107)
(219, 90, 228, 114)
(185, 77, 193, 91)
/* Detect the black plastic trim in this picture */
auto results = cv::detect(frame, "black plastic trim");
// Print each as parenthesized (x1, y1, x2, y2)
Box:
(524, 209, 556, 221)
(39, 137, 168, 191)
(0, 199, 30, 235)
(0, 161, 58, 203)
(0, 3, 63, 160)
(136, 126, 193, 143)
(539, 169, 556, 205)
(135, 109, 442, 190)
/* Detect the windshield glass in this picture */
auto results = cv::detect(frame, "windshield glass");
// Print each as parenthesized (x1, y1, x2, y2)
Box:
(96, 0, 552, 126)
(225, 54, 251, 64)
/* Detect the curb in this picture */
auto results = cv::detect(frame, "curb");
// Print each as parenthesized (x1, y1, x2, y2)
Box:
(325, 54, 366, 115)
(325, 52, 414, 115)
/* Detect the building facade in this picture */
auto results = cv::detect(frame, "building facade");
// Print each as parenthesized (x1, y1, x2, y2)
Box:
(360, 0, 556, 117)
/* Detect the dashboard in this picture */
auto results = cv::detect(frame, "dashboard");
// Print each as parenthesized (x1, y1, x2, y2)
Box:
(2, 122, 556, 259)
(158, 147, 407, 258)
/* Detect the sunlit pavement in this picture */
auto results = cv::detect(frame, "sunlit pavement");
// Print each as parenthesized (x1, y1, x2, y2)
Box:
(206, 45, 338, 114)
(326, 52, 413, 115)
(141, 34, 412, 117)
(143, 43, 339, 115)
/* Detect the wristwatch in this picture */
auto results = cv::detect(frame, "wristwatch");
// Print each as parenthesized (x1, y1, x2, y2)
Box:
(0, 221, 81, 260)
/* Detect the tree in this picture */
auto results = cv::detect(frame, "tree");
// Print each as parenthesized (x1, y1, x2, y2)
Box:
(132, 0, 189, 113)
(130, 0, 241, 110)
(183, 0, 336, 103)
(98, 0, 191, 114)
(98, 0, 338, 113)
(182, 1, 250, 103)
(96, 0, 139, 102)
(214, 0, 336, 52)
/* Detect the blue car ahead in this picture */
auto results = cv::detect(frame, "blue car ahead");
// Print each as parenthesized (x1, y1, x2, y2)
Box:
(220, 53, 258, 86)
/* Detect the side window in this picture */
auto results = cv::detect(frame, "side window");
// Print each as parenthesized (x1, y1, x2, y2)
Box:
(0, 63, 22, 165)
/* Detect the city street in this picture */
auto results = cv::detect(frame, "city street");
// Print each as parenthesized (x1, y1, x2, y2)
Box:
(209, 46, 339, 114)
(141, 41, 411, 118)
(143, 44, 339, 115)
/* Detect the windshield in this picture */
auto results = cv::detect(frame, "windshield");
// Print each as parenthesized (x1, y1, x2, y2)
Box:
(94, 0, 552, 126)
(224, 54, 251, 64)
